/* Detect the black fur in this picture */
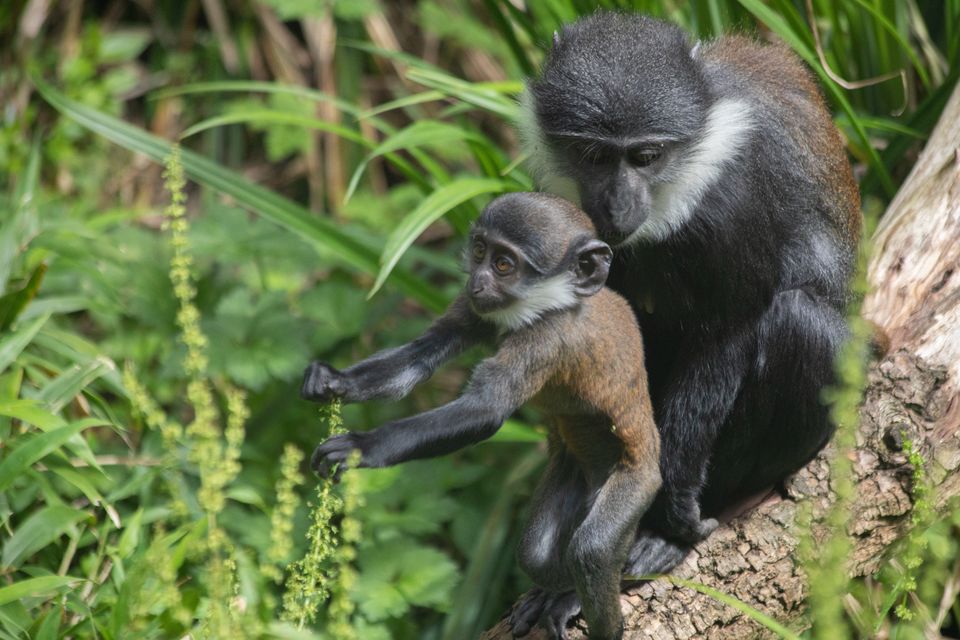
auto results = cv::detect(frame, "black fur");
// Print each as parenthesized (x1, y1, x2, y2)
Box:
(520, 12, 859, 634)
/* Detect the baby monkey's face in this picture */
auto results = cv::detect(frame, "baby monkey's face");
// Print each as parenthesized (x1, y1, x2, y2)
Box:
(465, 193, 610, 332)
(466, 230, 526, 315)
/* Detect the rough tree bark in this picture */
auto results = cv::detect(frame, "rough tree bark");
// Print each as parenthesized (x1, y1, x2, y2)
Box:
(482, 79, 960, 640)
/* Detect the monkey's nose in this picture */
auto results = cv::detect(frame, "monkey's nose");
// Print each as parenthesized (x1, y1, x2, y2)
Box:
(471, 284, 485, 295)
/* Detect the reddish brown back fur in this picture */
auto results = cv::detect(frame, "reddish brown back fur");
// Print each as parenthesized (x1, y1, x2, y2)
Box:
(703, 36, 861, 245)
(539, 288, 658, 471)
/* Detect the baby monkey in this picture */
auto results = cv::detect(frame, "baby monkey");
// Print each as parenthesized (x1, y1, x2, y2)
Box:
(303, 192, 661, 640)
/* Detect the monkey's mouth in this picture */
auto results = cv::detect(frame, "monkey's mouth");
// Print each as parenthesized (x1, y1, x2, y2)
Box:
(589, 211, 642, 247)
(468, 293, 511, 316)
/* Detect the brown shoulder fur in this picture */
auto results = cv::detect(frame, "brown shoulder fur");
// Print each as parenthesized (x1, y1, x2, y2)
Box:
(547, 288, 658, 471)
(703, 35, 862, 245)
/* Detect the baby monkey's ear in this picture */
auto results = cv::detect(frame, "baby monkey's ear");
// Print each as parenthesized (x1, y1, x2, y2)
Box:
(573, 239, 612, 297)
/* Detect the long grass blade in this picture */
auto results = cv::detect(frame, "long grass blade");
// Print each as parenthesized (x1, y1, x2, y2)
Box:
(369, 178, 514, 298)
(0, 313, 49, 374)
(0, 576, 81, 606)
(661, 575, 802, 640)
(32, 75, 447, 312)
(345, 121, 484, 202)
(0, 419, 92, 492)
(735, 0, 896, 196)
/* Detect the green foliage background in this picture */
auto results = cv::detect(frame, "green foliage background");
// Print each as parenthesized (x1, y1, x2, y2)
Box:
(1, 0, 959, 638)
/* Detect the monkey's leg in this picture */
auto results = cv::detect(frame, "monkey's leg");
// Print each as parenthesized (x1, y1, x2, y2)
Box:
(628, 289, 848, 576)
(703, 288, 847, 509)
(648, 325, 759, 545)
(512, 445, 586, 637)
(560, 465, 659, 640)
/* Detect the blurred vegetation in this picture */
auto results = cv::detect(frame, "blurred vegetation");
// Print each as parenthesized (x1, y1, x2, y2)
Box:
(1, 0, 959, 638)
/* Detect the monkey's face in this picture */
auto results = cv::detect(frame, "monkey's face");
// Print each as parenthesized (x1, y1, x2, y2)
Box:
(526, 12, 712, 245)
(465, 231, 526, 315)
(548, 137, 679, 244)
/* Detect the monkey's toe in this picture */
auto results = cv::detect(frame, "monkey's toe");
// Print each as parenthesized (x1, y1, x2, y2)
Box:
(509, 588, 548, 637)
(699, 517, 719, 538)
(540, 591, 581, 640)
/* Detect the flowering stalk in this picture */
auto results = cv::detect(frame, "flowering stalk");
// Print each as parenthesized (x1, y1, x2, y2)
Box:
(282, 399, 359, 630)
(161, 146, 248, 637)
(263, 444, 306, 582)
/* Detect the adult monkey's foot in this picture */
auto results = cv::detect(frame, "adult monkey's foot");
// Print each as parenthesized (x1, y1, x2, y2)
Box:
(509, 589, 583, 639)
(509, 588, 548, 637)
(540, 591, 583, 640)
(623, 531, 692, 578)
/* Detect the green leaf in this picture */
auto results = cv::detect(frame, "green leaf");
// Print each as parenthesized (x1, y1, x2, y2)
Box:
(31, 76, 448, 313)
(488, 419, 545, 443)
(33, 609, 60, 640)
(405, 68, 521, 120)
(1, 505, 88, 569)
(0, 399, 65, 430)
(359, 91, 446, 119)
(394, 547, 460, 610)
(49, 465, 106, 506)
(0, 137, 41, 289)
(37, 356, 115, 414)
(0, 420, 93, 493)
(181, 110, 369, 146)
(345, 121, 483, 202)
(352, 577, 408, 622)
(370, 178, 513, 298)
(734, 0, 895, 197)
(0, 314, 49, 374)
(0, 264, 48, 333)
(0, 576, 81, 606)
(99, 29, 152, 64)
(225, 485, 266, 509)
(115, 508, 143, 559)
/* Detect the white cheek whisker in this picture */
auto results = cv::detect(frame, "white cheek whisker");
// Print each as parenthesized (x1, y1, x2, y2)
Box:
(624, 98, 754, 244)
(518, 87, 582, 205)
(479, 275, 578, 331)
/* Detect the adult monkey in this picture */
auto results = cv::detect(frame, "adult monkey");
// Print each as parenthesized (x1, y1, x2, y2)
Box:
(511, 11, 861, 634)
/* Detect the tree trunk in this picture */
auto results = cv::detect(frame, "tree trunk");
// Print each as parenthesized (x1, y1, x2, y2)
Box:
(482, 79, 960, 640)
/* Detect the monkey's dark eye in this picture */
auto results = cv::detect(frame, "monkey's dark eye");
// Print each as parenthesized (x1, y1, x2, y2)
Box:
(493, 255, 515, 275)
(472, 242, 485, 262)
(627, 145, 664, 167)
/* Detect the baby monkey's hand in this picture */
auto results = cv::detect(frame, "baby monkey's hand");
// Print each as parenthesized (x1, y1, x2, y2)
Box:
(311, 432, 367, 481)
(301, 361, 348, 402)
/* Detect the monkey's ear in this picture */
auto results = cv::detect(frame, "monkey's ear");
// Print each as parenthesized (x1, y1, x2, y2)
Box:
(573, 239, 612, 297)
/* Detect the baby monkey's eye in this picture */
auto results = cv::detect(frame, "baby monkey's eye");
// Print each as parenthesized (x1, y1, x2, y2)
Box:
(493, 255, 515, 274)
(472, 242, 485, 261)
